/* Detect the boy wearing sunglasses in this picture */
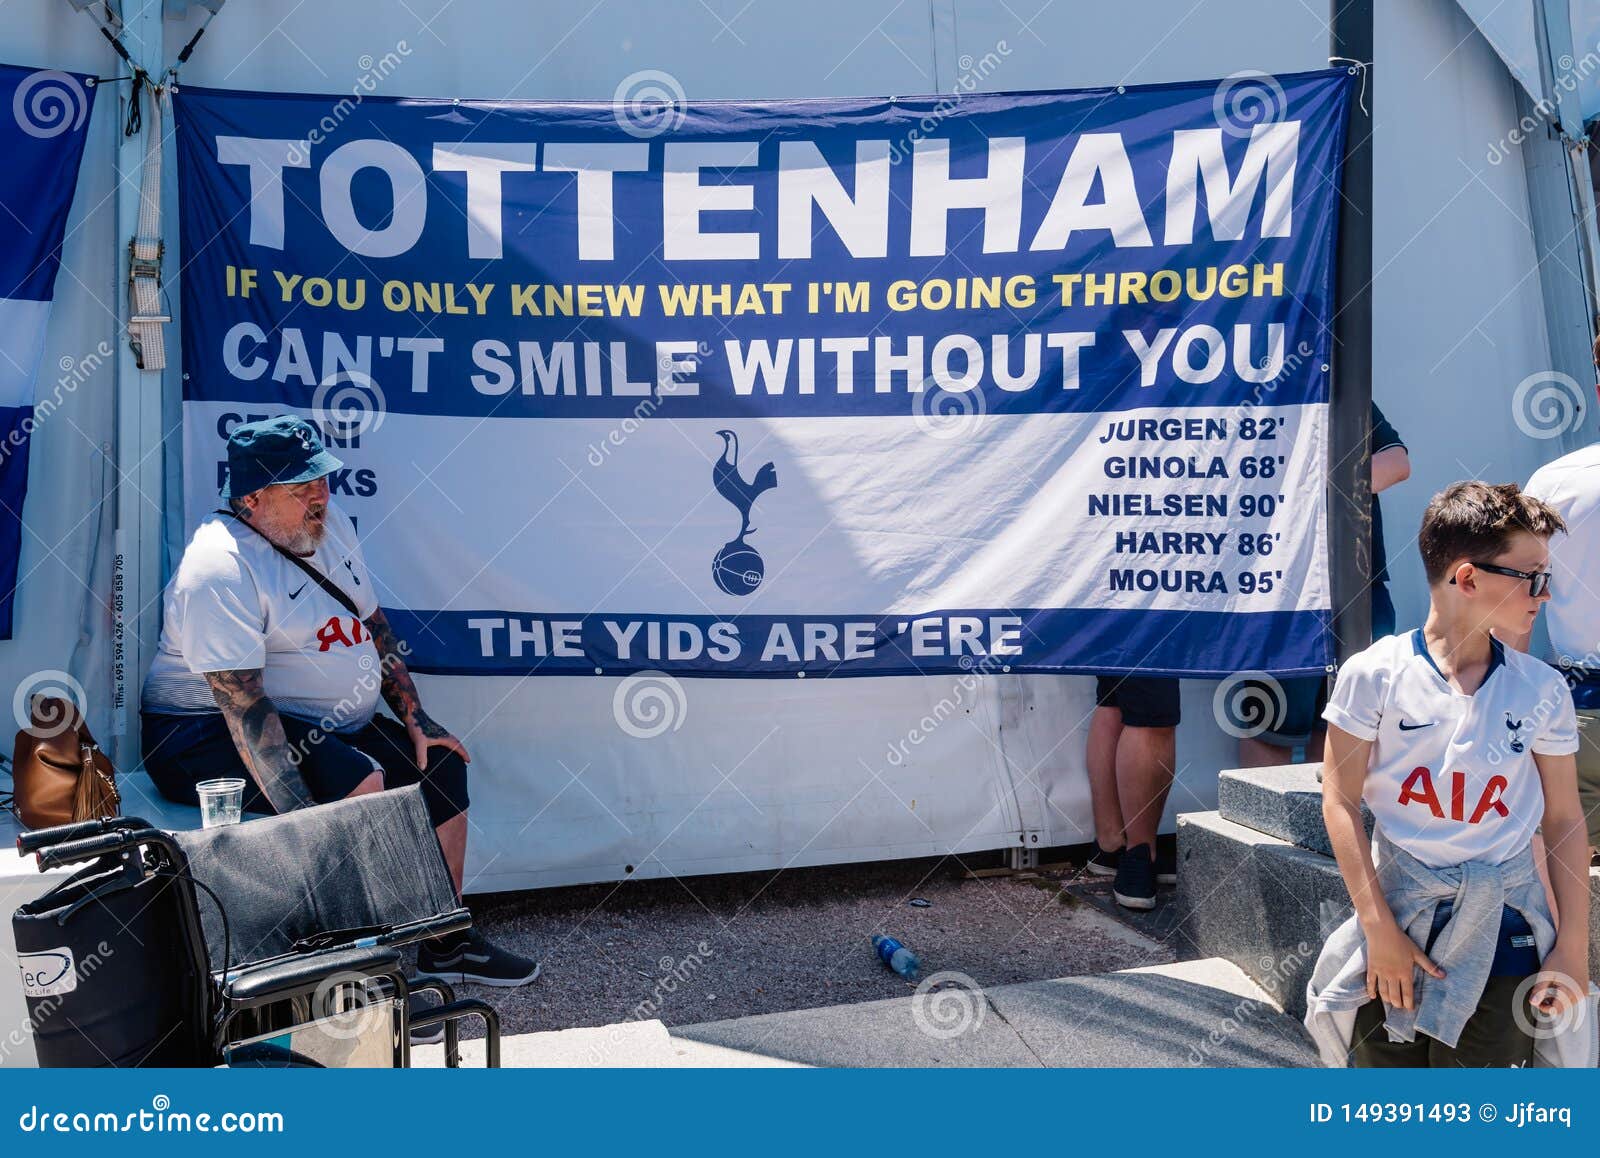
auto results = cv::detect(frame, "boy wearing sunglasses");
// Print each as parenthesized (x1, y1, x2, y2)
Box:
(1306, 482, 1593, 1066)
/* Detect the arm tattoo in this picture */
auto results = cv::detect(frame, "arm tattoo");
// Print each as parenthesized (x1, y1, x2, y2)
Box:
(203, 668, 315, 811)
(364, 607, 446, 736)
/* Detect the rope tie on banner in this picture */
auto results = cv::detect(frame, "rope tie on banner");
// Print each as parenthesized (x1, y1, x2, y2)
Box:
(1329, 56, 1371, 115)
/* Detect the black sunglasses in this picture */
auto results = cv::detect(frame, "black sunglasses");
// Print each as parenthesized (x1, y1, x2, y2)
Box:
(1449, 562, 1552, 597)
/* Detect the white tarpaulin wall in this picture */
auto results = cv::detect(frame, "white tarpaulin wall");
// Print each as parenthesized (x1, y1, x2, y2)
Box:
(0, 0, 1590, 892)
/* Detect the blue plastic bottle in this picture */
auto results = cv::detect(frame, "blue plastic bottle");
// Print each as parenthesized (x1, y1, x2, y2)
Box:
(871, 934, 921, 980)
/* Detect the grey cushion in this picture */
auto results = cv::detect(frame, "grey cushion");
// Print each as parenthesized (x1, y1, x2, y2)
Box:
(171, 785, 457, 972)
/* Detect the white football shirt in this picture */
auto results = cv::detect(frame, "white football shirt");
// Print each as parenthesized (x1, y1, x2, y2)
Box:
(1322, 630, 1578, 868)
(142, 504, 382, 731)
(1524, 444, 1600, 668)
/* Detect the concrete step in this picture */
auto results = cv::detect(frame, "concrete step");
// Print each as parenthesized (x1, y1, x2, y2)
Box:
(410, 1016, 806, 1068)
(670, 957, 1319, 1068)
(1175, 810, 1354, 1019)
(1215, 763, 1371, 857)
(417, 958, 1319, 1068)
(1177, 809, 1600, 1019)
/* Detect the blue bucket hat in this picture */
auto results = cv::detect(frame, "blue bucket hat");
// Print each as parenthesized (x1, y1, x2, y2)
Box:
(221, 416, 344, 500)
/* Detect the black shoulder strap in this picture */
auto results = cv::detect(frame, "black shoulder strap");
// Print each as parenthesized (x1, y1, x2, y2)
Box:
(214, 508, 362, 619)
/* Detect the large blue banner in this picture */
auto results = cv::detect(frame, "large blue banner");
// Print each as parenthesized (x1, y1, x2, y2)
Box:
(0, 63, 96, 638)
(174, 70, 1350, 677)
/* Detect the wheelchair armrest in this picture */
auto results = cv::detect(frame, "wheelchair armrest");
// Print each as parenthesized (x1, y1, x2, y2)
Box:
(224, 945, 404, 1007)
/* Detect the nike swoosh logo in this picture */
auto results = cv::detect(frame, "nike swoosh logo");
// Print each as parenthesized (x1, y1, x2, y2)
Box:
(287, 582, 307, 599)
(1398, 720, 1436, 731)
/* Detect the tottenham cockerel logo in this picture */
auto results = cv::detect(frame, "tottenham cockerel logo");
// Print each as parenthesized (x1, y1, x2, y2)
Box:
(711, 429, 778, 596)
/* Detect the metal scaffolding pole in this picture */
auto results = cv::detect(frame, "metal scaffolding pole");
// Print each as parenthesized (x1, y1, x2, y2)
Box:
(1329, 0, 1374, 664)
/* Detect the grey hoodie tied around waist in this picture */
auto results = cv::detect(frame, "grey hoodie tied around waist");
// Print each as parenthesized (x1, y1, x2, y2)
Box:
(1304, 830, 1597, 1067)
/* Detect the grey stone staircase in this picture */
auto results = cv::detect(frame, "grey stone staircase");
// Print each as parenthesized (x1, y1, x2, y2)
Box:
(1176, 764, 1600, 1021)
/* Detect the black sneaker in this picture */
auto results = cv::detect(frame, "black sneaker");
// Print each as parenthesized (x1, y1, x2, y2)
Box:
(415, 927, 542, 988)
(1154, 845, 1177, 886)
(1112, 842, 1157, 911)
(1085, 843, 1120, 877)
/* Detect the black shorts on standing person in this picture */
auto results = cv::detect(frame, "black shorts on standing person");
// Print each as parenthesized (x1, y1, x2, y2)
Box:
(1086, 675, 1180, 910)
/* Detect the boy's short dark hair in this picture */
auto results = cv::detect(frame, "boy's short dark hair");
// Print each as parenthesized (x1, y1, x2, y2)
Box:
(1418, 481, 1565, 585)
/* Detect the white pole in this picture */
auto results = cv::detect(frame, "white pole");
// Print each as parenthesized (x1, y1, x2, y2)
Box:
(110, 0, 166, 772)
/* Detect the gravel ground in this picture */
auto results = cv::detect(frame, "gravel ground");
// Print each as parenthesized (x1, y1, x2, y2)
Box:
(442, 848, 1177, 1038)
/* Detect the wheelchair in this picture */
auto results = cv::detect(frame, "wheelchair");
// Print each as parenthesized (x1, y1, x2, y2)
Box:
(13, 784, 500, 1067)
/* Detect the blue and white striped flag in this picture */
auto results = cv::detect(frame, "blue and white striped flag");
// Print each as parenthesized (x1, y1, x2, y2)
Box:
(0, 63, 96, 638)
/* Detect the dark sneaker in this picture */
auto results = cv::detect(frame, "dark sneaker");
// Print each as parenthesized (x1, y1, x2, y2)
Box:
(415, 927, 541, 988)
(1154, 845, 1177, 886)
(1085, 843, 1120, 877)
(1113, 842, 1157, 911)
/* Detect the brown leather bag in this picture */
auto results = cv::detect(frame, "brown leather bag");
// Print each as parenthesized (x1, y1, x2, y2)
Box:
(11, 696, 120, 828)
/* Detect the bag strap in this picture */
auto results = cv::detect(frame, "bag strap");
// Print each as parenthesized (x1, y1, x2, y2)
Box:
(215, 508, 362, 619)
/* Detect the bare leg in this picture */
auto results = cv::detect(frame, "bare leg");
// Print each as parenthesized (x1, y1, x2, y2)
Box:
(347, 770, 385, 796)
(1117, 726, 1176, 849)
(1305, 729, 1326, 763)
(1086, 705, 1126, 849)
(1238, 736, 1294, 769)
(435, 811, 467, 897)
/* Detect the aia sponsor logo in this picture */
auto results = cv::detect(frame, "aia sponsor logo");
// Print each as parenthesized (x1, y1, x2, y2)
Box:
(315, 616, 368, 652)
(1397, 766, 1509, 825)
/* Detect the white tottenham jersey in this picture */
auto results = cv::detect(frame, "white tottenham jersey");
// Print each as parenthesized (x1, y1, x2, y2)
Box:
(142, 505, 382, 731)
(1525, 443, 1600, 667)
(1322, 630, 1578, 868)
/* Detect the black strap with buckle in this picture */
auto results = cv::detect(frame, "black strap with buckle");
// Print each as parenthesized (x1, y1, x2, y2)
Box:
(214, 508, 361, 619)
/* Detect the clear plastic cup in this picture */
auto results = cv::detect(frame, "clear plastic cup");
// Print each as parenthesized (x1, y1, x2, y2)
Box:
(196, 777, 246, 828)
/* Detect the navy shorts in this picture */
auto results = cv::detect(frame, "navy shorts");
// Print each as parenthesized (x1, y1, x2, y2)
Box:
(1094, 676, 1181, 728)
(1242, 581, 1397, 747)
(141, 710, 469, 829)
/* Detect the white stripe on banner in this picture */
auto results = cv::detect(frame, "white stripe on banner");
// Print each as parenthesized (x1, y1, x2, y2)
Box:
(183, 400, 1328, 676)
(0, 297, 52, 408)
